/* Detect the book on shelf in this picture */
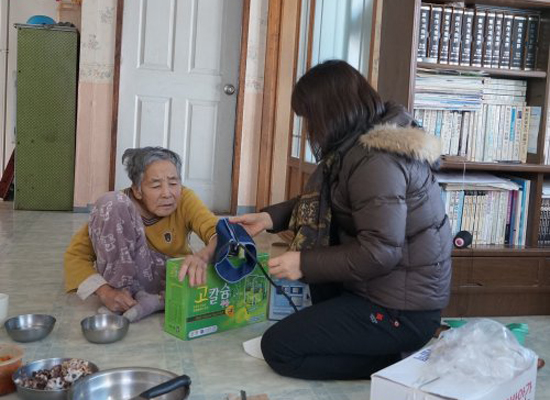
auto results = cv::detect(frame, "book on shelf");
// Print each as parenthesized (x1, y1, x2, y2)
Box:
(471, 10, 486, 67)
(510, 15, 527, 70)
(539, 197, 550, 246)
(526, 106, 541, 155)
(491, 13, 504, 68)
(543, 108, 550, 165)
(417, 5, 431, 62)
(449, 8, 463, 65)
(525, 15, 540, 70)
(418, 3, 541, 71)
(500, 14, 514, 68)
(538, 182, 550, 245)
(439, 7, 453, 64)
(460, 9, 475, 66)
(428, 5, 443, 63)
(506, 176, 531, 245)
(482, 11, 496, 68)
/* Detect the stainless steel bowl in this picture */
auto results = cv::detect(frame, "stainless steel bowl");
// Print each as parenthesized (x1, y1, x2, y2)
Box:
(12, 357, 99, 400)
(80, 314, 129, 344)
(4, 314, 56, 343)
(69, 367, 190, 400)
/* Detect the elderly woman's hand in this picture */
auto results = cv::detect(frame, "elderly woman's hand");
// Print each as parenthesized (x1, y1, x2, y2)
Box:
(95, 285, 137, 312)
(178, 254, 208, 287)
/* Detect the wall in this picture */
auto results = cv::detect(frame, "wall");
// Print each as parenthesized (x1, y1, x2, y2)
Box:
(236, 0, 269, 214)
(72, 0, 117, 209)
(0, 0, 58, 179)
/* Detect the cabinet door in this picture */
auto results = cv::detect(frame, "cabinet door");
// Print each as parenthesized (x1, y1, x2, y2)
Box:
(445, 256, 550, 316)
(471, 257, 540, 287)
(15, 26, 78, 211)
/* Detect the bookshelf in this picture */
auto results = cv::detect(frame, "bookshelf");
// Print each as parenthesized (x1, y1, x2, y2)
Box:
(378, 0, 550, 316)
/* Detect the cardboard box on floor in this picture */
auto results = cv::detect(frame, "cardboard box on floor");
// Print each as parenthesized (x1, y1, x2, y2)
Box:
(164, 253, 269, 340)
(371, 346, 537, 400)
(268, 278, 311, 320)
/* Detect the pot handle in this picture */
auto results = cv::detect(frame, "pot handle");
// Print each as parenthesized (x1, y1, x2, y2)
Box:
(140, 375, 191, 399)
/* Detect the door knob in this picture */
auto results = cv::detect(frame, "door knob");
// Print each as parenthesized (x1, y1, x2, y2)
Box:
(223, 84, 236, 95)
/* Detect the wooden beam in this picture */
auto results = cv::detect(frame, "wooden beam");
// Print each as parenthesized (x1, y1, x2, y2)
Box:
(231, 0, 251, 215)
(368, 0, 382, 89)
(109, 0, 124, 191)
(256, 0, 283, 210)
(270, 0, 301, 205)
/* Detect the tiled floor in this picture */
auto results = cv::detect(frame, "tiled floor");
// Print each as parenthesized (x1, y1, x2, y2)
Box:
(0, 201, 549, 399)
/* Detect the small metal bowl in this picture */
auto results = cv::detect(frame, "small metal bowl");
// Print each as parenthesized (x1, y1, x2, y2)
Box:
(12, 357, 99, 400)
(80, 314, 129, 344)
(4, 314, 56, 343)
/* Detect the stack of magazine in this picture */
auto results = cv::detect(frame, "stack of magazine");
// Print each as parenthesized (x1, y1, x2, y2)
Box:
(415, 71, 541, 163)
(437, 172, 529, 246)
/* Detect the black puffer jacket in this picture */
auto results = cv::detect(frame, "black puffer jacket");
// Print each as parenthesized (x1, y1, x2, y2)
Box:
(265, 120, 452, 311)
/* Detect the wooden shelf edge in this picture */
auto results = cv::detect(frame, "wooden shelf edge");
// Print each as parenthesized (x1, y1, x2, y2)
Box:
(440, 160, 550, 173)
(417, 62, 547, 79)
(453, 245, 550, 256)
(451, 286, 550, 294)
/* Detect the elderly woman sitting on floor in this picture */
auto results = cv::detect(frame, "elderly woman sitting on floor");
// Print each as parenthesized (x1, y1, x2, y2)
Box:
(64, 147, 218, 322)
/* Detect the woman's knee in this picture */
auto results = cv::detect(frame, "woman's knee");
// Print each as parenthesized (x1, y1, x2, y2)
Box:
(90, 191, 136, 225)
(93, 191, 132, 212)
(263, 322, 294, 360)
(261, 325, 302, 378)
(260, 325, 278, 361)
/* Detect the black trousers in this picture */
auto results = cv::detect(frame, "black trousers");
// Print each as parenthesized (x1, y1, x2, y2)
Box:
(261, 287, 441, 380)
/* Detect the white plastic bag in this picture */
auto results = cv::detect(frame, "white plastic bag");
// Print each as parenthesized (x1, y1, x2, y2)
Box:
(419, 318, 537, 385)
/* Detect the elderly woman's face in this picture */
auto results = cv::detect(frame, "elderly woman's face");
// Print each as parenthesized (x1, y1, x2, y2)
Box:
(135, 160, 181, 217)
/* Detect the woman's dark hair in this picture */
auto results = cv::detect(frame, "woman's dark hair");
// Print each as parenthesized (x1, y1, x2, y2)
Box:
(291, 60, 386, 160)
(122, 147, 182, 187)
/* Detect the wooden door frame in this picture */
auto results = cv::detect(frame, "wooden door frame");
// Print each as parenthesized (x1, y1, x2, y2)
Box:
(109, 0, 123, 192)
(109, 0, 251, 216)
(255, 0, 282, 211)
(256, 0, 305, 210)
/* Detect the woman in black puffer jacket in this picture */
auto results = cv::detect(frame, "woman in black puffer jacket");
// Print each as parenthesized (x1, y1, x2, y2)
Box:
(231, 60, 452, 380)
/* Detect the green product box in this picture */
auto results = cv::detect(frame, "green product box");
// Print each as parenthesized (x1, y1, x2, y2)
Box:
(164, 253, 270, 340)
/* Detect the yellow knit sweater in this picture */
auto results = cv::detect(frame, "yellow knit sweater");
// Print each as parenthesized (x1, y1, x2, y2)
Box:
(64, 187, 218, 292)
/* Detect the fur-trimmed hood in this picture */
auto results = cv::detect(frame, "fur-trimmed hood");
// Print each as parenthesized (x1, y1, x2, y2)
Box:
(359, 124, 442, 165)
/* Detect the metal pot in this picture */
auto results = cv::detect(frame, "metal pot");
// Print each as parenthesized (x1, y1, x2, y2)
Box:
(69, 367, 190, 400)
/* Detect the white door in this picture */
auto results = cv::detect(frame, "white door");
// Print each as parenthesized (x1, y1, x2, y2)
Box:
(116, 0, 242, 213)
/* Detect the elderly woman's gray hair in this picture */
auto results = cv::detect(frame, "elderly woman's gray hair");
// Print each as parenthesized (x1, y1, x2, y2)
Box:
(122, 147, 182, 187)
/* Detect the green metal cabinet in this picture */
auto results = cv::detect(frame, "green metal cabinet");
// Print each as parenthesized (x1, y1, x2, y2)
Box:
(14, 24, 78, 211)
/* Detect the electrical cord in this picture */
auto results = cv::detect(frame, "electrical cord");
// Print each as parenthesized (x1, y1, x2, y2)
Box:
(238, 242, 299, 313)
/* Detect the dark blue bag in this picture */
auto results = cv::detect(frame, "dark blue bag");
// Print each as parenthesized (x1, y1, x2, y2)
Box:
(213, 218, 257, 283)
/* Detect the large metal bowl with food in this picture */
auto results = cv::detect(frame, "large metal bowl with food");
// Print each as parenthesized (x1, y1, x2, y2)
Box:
(12, 357, 98, 400)
(69, 367, 191, 400)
